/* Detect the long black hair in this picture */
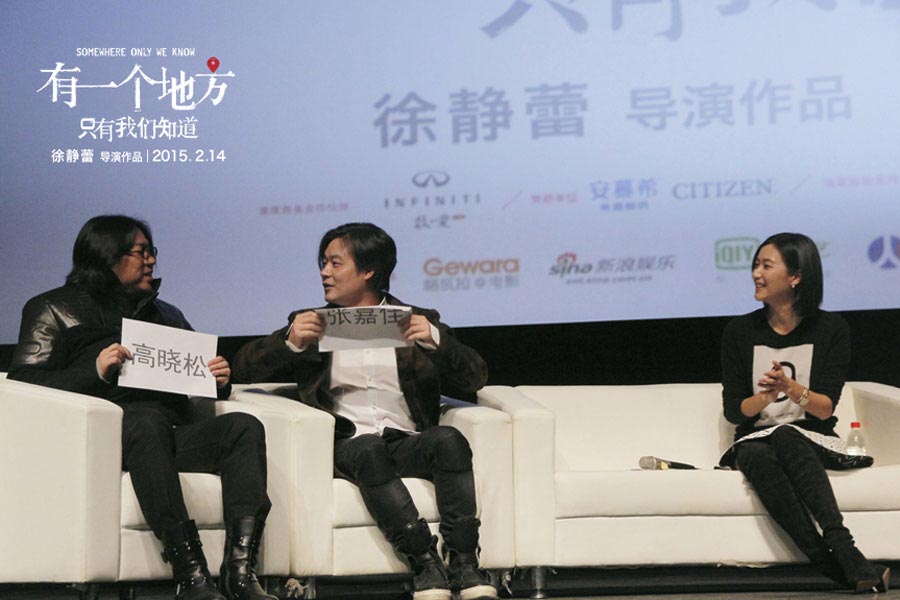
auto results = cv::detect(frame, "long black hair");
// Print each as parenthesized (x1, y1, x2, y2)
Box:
(753, 232, 823, 317)
(65, 215, 153, 297)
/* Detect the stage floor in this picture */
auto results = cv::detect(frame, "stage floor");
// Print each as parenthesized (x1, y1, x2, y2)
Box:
(2, 588, 896, 599)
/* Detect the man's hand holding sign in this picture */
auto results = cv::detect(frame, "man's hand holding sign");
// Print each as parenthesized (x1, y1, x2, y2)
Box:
(288, 305, 421, 352)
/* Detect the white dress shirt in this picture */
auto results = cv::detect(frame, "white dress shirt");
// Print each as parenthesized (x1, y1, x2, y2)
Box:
(329, 346, 417, 436)
(285, 304, 440, 437)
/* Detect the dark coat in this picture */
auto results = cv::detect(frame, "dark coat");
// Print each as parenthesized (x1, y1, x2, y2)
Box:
(232, 294, 488, 438)
(9, 281, 227, 421)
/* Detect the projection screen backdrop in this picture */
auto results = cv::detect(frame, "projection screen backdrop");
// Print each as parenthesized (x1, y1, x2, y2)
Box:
(1, 1, 899, 342)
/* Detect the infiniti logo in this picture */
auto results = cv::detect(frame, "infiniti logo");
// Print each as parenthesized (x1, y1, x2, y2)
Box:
(412, 170, 451, 188)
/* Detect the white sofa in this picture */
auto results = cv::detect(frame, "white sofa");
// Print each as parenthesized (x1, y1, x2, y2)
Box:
(478, 382, 900, 596)
(0, 372, 514, 599)
(0, 374, 292, 599)
(232, 384, 516, 595)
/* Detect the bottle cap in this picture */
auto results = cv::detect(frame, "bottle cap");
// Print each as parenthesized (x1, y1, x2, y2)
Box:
(850, 421, 861, 428)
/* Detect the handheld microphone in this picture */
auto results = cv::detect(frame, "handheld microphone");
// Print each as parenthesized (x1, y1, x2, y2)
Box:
(639, 456, 697, 470)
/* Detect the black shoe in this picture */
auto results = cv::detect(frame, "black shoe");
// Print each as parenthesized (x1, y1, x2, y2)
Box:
(407, 545, 451, 600)
(829, 541, 884, 594)
(870, 564, 891, 594)
(219, 517, 278, 600)
(161, 520, 226, 600)
(809, 546, 848, 588)
(446, 549, 498, 600)
(398, 520, 451, 600)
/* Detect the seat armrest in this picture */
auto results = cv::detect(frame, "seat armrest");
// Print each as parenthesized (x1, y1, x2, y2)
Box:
(0, 378, 122, 582)
(476, 386, 556, 567)
(850, 382, 900, 466)
(232, 388, 335, 576)
(440, 405, 515, 568)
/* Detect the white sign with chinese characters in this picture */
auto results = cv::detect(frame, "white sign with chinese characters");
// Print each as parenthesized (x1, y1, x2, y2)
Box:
(119, 318, 218, 398)
(316, 305, 412, 352)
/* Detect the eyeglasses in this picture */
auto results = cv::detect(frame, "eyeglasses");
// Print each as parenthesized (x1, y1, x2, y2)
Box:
(125, 245, 158, 259)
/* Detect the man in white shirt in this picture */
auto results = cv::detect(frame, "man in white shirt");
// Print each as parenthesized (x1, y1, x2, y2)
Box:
(233, 223, 496, 600)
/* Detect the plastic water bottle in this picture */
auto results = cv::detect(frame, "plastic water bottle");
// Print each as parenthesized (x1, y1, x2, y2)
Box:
(845, 421, 867, 456)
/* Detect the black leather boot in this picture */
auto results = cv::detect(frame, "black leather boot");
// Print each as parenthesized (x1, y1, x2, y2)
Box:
(398, 519, 451, 600)
(219, 517, 277, 600)
(446, 548, 498, 600)
(161, 520, 225, 600)
(769, 429, 889, 594)
(825, 532, 889, 594)
(807, 545, 849, 588)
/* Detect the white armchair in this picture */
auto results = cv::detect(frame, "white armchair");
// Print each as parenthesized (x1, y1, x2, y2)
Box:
(233, 384, 516, 593)
(0, 375, 292, 598)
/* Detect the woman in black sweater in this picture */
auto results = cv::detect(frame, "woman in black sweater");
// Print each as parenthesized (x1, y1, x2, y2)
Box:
(720, 232, 888, 593)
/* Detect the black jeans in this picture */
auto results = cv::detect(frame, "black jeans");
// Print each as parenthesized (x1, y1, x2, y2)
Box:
(333, 426, 479, 553)
(121, 404, 271, 539)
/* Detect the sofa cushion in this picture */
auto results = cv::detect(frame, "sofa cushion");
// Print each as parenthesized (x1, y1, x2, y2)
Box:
(121, 473, 224, 529)
(518, 384, 733, 471)
(828, 465, 900, 511)
(555, 470, 765, 518)
(555, 465, 900, 519)
(333, 478, 440, 527)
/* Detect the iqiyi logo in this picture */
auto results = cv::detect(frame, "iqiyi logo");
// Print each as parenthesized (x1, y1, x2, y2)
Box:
(715, 237, 759, 271)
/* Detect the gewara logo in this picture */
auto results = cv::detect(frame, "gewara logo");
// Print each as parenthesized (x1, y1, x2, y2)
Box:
(423, 257, 520, 276)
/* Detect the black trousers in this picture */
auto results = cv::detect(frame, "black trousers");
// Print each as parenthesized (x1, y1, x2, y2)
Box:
(333, 426, 480, 553)
(121, 404, 272, 539)
(734, 426, 855, 562)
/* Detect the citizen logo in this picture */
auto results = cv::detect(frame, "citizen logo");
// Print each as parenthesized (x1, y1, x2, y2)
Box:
(412, 170, 451, 188)
(673, 179, 773, 200)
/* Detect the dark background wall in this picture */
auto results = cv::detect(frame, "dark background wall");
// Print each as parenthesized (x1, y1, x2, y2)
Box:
(4, 308, 897, 387)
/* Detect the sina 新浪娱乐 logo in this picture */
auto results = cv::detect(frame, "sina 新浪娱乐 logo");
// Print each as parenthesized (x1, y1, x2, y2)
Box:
(549, 251, 675, 284)
(550, 252, 591, 277)
(868, 236, 900, 269)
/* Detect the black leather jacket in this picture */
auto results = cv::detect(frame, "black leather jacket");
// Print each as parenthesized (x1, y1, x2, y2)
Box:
(8, 281, 222, 416)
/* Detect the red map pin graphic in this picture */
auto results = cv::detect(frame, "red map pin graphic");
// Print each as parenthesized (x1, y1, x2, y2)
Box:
(207, 56, 219, 73)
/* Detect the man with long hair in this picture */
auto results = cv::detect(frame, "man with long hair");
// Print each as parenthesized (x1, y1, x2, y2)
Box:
(9, 215, 275, 600)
